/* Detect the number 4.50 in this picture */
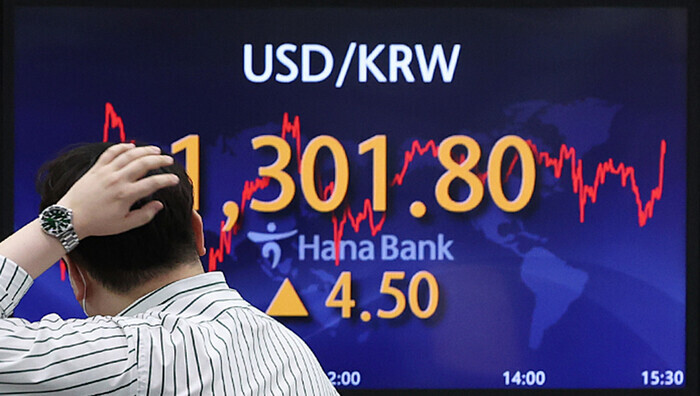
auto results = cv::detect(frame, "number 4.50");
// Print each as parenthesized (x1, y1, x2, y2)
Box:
(325, 271, 439, 320)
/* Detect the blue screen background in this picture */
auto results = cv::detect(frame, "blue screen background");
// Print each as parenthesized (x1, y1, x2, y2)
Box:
(13, 7, 687, 389)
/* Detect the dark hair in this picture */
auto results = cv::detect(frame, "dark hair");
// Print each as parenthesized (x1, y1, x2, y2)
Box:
(37, 142, 198, 293)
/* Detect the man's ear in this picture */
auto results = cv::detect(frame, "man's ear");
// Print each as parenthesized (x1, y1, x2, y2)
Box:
(191, 210, 206, 257)
(64, 258, 86, 302)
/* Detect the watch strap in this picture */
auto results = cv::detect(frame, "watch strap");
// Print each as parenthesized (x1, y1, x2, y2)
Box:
(58, 227, 80, 253)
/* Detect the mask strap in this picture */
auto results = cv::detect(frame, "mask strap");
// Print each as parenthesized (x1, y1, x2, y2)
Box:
(78, 268, 88, 316)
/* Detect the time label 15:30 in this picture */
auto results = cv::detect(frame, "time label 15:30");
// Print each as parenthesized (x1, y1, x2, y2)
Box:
(249, 134, 536, 214)
(642, 370, 684, 386)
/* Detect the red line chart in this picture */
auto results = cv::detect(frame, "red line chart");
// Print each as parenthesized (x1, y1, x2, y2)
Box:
(103, 103, 127, 143)
(98, 103, 667, 272)
(527, 139, 666, 227)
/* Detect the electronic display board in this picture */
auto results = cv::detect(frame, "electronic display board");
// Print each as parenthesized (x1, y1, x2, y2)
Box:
(4, 3, 698, 392)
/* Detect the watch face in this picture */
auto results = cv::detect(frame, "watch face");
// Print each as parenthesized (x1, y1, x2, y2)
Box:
(41, 206, 72, 236)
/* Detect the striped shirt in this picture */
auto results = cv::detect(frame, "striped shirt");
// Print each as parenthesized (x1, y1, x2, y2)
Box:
(0, 256, 338, 395)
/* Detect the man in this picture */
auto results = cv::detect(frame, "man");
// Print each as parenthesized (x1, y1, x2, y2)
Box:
(0, 143, 338, 395)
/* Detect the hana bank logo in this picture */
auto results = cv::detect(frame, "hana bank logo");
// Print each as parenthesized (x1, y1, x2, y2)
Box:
(248, 221, 454, 266)
(247, 222, 298, 269)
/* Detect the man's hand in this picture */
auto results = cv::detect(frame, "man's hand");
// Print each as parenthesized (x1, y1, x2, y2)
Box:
(57, 143, 180, 239)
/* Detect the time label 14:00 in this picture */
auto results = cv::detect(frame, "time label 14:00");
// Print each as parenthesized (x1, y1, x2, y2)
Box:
(250, 134, 536, 213)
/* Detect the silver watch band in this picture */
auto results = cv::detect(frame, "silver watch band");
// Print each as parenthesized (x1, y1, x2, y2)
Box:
(58, 227, 80, 253)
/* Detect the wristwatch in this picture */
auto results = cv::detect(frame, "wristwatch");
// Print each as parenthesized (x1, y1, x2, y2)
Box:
(39, 204, 80, 253)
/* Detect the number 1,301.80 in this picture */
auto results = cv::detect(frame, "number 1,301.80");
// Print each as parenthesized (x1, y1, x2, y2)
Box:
(502, 370, 546, 386)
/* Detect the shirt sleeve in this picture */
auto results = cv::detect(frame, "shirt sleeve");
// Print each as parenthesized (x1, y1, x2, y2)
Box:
(0, 256, 33, 318)
(0, 255, 139, 395)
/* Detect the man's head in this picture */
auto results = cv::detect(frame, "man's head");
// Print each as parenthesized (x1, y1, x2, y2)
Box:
(37, 142, 201, 295)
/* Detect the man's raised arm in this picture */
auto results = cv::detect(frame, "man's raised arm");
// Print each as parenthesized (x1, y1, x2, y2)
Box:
(0, 143, 178, 279)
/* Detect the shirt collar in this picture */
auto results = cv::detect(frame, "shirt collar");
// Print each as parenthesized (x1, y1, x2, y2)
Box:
(117, 271, 229, 317)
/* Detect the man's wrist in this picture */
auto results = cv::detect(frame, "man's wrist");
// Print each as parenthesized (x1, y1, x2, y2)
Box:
(56, 198, 88, 240)
(39, 204, 80, 253)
